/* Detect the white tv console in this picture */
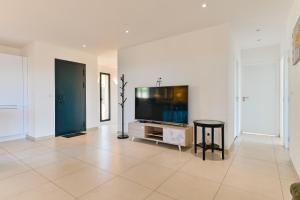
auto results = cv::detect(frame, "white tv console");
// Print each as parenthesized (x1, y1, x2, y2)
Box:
(128, 121, 193, 151)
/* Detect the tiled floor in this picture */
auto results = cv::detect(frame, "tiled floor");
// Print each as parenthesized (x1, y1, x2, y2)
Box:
(0, 126, 299, 200)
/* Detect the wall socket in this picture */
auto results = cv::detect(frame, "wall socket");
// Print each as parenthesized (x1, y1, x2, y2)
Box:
(206, 132, 211, 144)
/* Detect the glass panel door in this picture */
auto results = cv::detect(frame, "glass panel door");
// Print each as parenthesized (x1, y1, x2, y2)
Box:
(100, 73, 111, 122)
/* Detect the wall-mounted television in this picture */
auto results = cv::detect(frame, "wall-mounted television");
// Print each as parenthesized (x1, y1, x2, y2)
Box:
(135, 85, 188, 125)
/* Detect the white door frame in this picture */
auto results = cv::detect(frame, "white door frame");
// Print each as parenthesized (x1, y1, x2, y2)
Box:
(234, 59, 242, 138)
(240, 61, 280, 136)
(280, 52, 289, 148)
(234, 48, 287, 144)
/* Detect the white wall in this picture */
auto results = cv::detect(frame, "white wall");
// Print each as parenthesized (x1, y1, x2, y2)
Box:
(118, 24, 235, 149)
(23, 42, 99, 138)
(98, 52, 118, 126)
(241, 45, 281, 65)
(285, 0, 300, 176)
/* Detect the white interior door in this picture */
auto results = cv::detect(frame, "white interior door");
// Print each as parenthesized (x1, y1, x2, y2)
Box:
(0, 54, 26, 139)
(241, 63, 280, 135)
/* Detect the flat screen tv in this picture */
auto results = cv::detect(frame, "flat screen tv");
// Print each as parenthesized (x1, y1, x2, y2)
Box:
(135, 86, 188, 125)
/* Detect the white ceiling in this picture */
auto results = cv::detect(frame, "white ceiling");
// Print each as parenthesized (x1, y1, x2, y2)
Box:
(0, 0, 293, 53)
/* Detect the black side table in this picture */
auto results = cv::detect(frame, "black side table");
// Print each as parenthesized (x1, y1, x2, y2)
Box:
(193, 120, 225, 160)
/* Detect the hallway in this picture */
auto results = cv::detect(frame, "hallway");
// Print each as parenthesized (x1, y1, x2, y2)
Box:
(0, 128, 298, 200)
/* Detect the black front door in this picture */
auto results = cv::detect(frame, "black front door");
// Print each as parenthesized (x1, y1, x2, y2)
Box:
(55, 59, 86, 136)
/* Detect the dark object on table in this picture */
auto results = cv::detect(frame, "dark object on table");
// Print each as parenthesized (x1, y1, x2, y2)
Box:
(118, 74, 129, 139)
(291, 182, 300, 200)
(193, 120, 225, 160)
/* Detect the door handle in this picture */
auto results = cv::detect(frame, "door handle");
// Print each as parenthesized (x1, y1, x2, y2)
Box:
(242, 96, 249, 102)
(56, 95, 64, 104)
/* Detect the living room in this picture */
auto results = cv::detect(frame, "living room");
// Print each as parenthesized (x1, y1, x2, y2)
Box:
(0, 0, 300, 199)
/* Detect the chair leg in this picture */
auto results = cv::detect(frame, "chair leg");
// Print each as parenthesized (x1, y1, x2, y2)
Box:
(211, 128, 214, 153)
(202, 127, 206, 160)
(194, 125, 197, 154)
(222, 126, 225, 160)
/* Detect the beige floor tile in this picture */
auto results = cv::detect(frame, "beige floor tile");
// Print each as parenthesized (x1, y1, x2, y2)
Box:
(116, 141, 165, 160)
(145, 192, 174, 200)
(6, 182, 74, 200)
(94, 155, 142, 174)
(0, 129, 297, 200)
(76, 149, 142, 174)
(58, 145, 98, 157)
(37, 137, 73, 149)
(35, 158, 87, 180)
(0, 171, 48, 199)
(215, 185, 275, 200)
(121, 162, 175, 189)
(0, 139, 42, 153)
(274, 146, 289, 157)
(54, 166, 114, 197)
(0, 148, 7, 154)
(73, 148, 115, 162)
(97, 141, 131, 154)
(147, 150, 192, 170)
(241, 134, 273, 145)
(276, 151, 292, 166)
(157, 172, 220, 200)
(20, 151, 69, 169)
(278, 164, 299, 179)
(13, 146, 54, 160)
(79, 177, 152, 200)
(223, 166, 283, 200)
(230, 156, 279, 178)
(180, 157, 230, 183)
(239, 142, 274, 150)
(237, 146, 276, 163)
(0, 154, 30, 180)
(84, 132, 118, 144)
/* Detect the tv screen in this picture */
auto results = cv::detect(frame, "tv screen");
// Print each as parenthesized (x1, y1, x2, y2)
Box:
(135, 86, 188, 124)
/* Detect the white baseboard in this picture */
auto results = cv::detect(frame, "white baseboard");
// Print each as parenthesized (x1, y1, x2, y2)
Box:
(26, 135, 55, 141)
(0, 134, 25, 142)
(242, 131, 279, 137)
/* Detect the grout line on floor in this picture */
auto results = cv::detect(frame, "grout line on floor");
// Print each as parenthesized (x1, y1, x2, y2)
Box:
(212, 145, 239, 200)
(0, 131, 295, 200)
(7, 150, 79, 199)
(272, 137, 286, 200)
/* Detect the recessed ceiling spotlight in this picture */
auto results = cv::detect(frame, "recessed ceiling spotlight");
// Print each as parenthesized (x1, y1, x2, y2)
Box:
(125, 30, 129, 34)
(202, 3, 207, 8)
(82, 44, 87, 48)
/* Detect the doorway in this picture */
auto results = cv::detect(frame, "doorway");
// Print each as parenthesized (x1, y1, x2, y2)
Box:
(100, 72, 111, 122)
(240, 46, 280, 136)
(55, 59, 86, 136)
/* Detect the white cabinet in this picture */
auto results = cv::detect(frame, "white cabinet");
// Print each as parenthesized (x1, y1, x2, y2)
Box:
(0, 53, 27, 140)
(128, 122, 145, 138)
(163, 128, 186, 146)
(128, 122, 192, 150)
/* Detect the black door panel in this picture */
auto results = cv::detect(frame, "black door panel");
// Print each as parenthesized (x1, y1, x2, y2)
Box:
(55, 59, 86, 136)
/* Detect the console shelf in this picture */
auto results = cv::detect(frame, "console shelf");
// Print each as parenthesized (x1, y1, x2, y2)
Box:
(128, 121, 193, 151)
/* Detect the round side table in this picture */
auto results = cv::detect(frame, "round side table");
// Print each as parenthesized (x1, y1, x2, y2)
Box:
(193, 120, 225, 160)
